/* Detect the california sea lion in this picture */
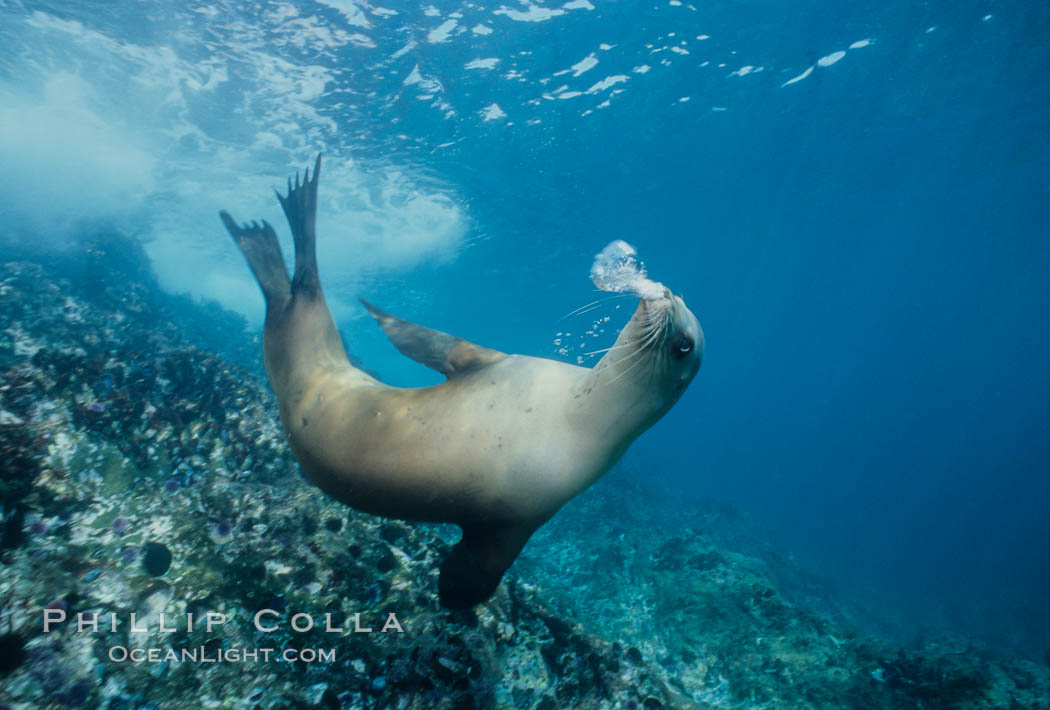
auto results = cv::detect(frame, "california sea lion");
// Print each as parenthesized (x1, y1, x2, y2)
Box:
(220, 156, 703, 608)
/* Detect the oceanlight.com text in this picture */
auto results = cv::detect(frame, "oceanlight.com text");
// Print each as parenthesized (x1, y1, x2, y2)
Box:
(108, 646, 336, 664)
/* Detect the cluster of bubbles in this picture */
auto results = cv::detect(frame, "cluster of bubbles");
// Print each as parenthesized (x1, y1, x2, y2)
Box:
(553, 311, 619, 365)
(589, 240, 665, 300)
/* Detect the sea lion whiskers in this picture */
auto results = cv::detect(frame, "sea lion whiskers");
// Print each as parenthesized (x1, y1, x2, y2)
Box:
(614, 304, 668, 361)
(633, 306, 678, 387)
(578, 301, 667, 360)
(584, 343, 631, 357)
(642, 304, 671, 337)
(637, 302, 672, 349)
(561, 292, 638, 319)
(585, 324, 660, 357)
(604, 332, 663, 385)
(604, 303, 672, 385)
(603, 324, 659, 372)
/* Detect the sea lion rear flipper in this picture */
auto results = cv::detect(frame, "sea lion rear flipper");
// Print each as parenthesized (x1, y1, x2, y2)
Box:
(438, 523, 533, 609)
(276, 153, 322, 297)
(219, 212, 291, 310)
(360, 299, 506, 378)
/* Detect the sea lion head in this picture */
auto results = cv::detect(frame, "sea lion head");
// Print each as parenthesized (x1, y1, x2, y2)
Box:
(595, 286, 703, 407)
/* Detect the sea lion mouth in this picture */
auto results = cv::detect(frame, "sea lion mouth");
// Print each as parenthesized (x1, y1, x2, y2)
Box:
(638, 290, 675, 339)
(643, 285, 673, 303)
(625, 294, 676, 362)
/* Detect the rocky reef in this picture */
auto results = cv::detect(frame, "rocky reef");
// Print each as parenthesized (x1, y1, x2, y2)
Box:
(1, 233, 1047, 709)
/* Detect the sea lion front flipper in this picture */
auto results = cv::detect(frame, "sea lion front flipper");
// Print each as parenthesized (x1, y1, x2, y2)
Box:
(360, 299, 506, 378)
(438, 523, 534, 609)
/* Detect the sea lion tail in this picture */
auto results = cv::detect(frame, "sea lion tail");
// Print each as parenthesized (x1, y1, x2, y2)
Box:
(219, 212, 291, 310)
(276, 153, 322, 298)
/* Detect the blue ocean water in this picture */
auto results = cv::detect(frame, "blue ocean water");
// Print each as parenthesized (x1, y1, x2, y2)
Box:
(1, 0, 1048, 661)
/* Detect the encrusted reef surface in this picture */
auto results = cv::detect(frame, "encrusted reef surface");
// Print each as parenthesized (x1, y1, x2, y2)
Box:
(1, 233, 1048, 709)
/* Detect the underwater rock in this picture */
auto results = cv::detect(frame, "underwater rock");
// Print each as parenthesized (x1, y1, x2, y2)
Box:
(0, 508, 26, 552)
(141, 542, 172, 576)
(0, 633, 27, 674)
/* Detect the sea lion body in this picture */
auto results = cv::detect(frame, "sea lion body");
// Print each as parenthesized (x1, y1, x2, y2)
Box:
(278, 350, 653, 524)
(222, 156, 703, 607)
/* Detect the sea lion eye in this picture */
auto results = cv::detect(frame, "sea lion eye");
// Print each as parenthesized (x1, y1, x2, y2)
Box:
(675, 335, 693, 355)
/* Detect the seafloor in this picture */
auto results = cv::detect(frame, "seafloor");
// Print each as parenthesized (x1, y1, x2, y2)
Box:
(1, 233, 1047, 709)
